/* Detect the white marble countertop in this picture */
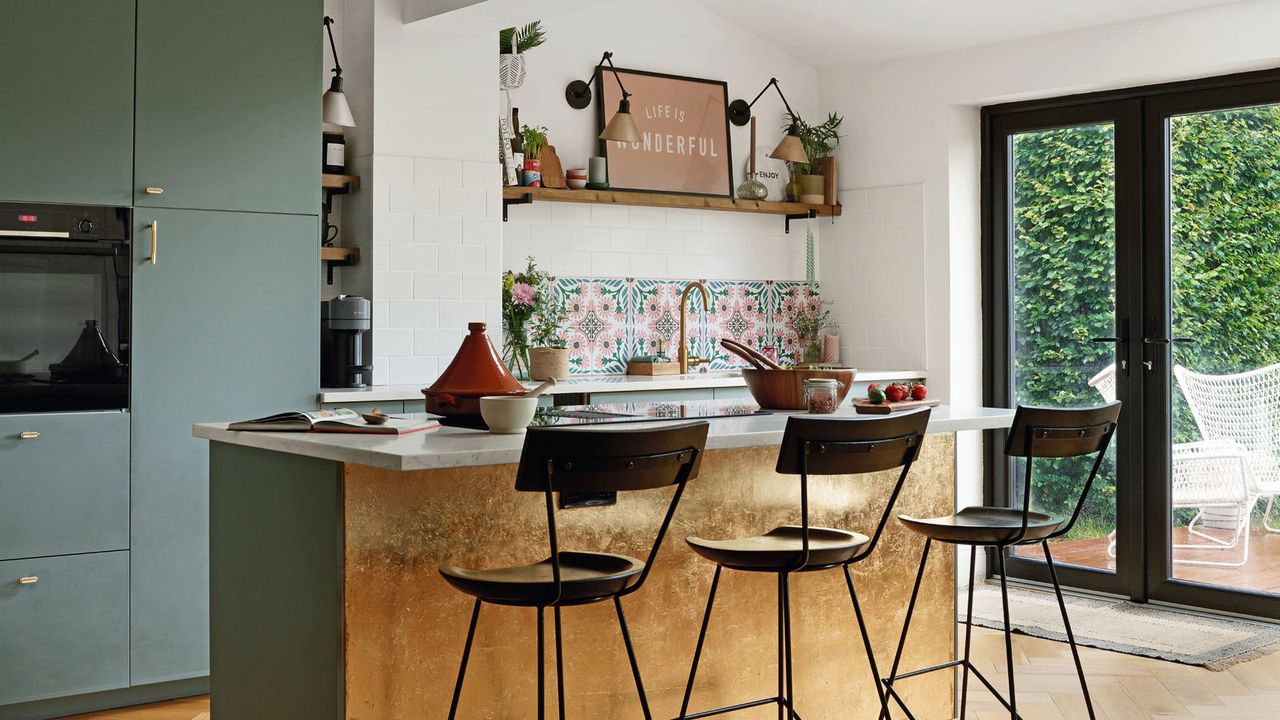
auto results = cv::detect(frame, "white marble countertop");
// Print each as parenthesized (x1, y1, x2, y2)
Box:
(195, 404, 1013, 472)
(318, 369, 928, 404)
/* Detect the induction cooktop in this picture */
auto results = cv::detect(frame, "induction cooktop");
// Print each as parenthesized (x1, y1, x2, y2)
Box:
(534, 399, 769, 426)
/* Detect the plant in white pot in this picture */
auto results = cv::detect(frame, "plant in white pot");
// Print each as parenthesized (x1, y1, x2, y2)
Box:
(498, 21, 547, 90)
(781, 112, 842, 204)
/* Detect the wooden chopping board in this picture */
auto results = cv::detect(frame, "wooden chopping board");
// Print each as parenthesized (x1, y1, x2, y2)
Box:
(851, 397, 941, 415)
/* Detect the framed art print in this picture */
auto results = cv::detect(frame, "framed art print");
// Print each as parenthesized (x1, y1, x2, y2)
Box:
(597, 67, 733, 197)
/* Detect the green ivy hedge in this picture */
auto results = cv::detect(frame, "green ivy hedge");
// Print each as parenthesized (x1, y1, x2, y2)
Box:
(1011, 105, 1280, 532)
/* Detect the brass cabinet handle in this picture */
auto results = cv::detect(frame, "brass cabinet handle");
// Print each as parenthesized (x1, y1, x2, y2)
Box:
(17, 576, 38, 585)
(17, 431, 39, 440)
(144, 186, 165, 195)
(148, 221, 158, 265)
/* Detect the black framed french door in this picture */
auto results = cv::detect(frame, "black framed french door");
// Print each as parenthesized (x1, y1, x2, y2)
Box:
(984, 68, 1280, 619)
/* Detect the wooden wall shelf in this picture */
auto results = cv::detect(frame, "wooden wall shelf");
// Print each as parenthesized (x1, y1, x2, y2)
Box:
(321, 246, 359, 285)
(501, 187, 840, 233)
(322, 173, 361, 191)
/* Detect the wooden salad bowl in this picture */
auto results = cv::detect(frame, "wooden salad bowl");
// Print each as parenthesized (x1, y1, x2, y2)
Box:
(740, 367, 856, 410)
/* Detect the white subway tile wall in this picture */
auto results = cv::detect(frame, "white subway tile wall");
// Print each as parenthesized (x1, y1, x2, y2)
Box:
(370, 155, 503, 385)
(503, 203, 808, 282)
(818, 183, 927, 369)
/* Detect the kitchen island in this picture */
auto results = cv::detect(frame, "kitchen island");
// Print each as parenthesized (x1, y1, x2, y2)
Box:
(195, 405, 1013, 720)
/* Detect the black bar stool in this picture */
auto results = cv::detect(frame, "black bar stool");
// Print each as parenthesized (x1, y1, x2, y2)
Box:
(880, 402, 1121, 720)
(440, 421, 709, 720)
(675, 409, 932, 720)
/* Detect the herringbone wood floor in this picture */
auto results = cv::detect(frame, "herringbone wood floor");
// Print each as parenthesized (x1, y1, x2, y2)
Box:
(61, 626, 1280, 719)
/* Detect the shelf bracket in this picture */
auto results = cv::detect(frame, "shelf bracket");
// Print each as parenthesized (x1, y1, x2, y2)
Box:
(784, 209, 817, 234)
(503, 192, 533, 222)
(323, 254, 357, 285)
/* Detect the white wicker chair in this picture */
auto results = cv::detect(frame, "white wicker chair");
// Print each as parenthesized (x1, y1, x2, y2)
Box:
(1090, 364, 1253, 566)
(1175, 363, 1280, 534)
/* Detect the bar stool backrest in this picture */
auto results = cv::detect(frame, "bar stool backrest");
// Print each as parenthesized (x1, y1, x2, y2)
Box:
(772, 409, 932, 569)
(1002, 403, 1121, 544)
(514, 422, 710, 602)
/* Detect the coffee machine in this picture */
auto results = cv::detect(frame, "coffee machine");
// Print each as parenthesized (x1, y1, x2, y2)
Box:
(321, 295, 372, 388)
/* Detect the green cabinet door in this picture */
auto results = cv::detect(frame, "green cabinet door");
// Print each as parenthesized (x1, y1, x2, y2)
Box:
(134, 0, 320, 214)
(130, 208, 318, 683)
(0, 0, 134, 205)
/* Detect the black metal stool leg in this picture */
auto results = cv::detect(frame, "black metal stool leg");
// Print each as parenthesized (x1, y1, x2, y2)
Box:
(844, 564, 888, 714)
(1043, 541, 1096, 720)
(537, 606, 546, 720)
(553, 605, 567, 720)
(777, 572, 785, 720)
(959, 545, 977, 720)
(782, 572, 796, 720)
(882, 537, 932, 720)
(447, 599, 482, 720)
(995, 551, 1017, 720)
(614, 596, 653, 720)
(677, 564, 722, 720)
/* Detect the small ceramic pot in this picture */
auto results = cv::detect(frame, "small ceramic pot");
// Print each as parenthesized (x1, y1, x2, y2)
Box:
(799, 174, 825, 204)
(522, 158, 542, 187)
(480, 395, 540, 433)
(530, 347, 570, 381)
(567, 168, 588, 190)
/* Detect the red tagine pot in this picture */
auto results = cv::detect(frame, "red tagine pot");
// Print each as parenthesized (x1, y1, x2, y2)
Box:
(422, 322, 527, 416)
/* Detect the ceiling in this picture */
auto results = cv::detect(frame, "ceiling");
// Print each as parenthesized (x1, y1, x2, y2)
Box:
(693, 0, 1247, 68)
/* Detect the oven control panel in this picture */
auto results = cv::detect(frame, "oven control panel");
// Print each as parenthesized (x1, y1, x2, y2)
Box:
(0, 202, 128, 240)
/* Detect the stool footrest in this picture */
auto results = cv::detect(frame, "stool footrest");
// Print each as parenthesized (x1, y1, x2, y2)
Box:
(676, 695, 797, 720)
(884, 660, 1024, 720)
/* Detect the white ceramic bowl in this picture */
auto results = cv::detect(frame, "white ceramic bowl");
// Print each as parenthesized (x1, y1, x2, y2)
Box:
(480, 395, 539, 434)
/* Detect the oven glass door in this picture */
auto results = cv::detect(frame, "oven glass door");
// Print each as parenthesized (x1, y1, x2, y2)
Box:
(0, 238, 130, 413)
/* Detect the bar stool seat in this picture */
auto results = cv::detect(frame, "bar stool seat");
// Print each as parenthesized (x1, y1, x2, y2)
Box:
(441, 551, 645, 607)
(687, 525, 869, 572)
(898, 506, 1063, 545)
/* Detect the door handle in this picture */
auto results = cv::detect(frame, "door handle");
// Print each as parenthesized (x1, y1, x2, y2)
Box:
(1091, 337, 1124, 343)
(147, 221, 158, 265)
(144, 186, 165, 195)
(1143, 337, 1198, 345)
(17, 431, 40, 440)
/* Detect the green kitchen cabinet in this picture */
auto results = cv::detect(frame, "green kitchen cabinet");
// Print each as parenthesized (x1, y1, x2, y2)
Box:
(134, 0, 320, 214)
(0, 552, 130, 706)
(130, 208, 318, 684)
(0, 412, 130, 562)
(0, 0, 135, 205)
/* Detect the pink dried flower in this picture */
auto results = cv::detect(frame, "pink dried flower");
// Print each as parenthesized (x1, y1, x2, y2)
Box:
(511, 282, 536, 306)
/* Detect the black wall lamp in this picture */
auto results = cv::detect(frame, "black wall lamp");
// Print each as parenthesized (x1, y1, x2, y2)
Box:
(323, 16, 355, 127)
(729, 78, 806, 164)
(564, 51, 642, 143)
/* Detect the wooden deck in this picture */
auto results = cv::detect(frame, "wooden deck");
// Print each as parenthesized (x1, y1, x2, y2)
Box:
(1017, 527, 1280, 595)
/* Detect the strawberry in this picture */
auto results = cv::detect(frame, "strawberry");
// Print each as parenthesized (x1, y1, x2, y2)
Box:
(885, 383, 909, 403)
(910, 383, 928, 401)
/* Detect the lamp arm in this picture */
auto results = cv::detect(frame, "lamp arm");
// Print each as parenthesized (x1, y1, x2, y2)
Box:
(324, 16, 343, 77)
(748, 78, 797, 121)
(601, 52, 631, 100)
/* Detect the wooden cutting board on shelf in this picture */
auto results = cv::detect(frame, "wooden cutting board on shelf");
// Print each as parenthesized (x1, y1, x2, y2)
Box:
(851, 397, 941, 415)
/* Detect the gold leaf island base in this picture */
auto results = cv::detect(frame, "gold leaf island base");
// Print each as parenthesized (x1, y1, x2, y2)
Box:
(209, 434, 957, 720)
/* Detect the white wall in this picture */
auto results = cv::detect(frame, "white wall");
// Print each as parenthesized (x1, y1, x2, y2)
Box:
(818, 0, 1280, 580)
(501, 0, 820, 284)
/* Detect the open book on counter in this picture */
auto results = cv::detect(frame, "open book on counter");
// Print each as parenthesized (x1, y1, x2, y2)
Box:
(228, 408, 438, 435)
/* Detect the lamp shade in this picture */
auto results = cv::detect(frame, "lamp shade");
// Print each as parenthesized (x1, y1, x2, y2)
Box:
(599, 100, 641, 143)
(770, 128, 807, 164)
(323, 77, 356, 127)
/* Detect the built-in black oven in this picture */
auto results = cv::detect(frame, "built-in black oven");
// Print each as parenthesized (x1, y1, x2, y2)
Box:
(0, 202, 130, 414)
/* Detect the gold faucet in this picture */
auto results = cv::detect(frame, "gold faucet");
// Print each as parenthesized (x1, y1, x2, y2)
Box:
(678, 280, 711, 373)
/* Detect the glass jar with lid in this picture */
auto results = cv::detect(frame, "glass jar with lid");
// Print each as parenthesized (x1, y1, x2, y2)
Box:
(803, 377, 842, 414)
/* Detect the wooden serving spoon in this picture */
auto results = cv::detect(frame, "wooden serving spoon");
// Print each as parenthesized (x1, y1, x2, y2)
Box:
(720, 338, 784, 370)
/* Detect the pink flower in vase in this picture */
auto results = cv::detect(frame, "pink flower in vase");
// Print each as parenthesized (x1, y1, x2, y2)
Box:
(511, 282, 536, 306)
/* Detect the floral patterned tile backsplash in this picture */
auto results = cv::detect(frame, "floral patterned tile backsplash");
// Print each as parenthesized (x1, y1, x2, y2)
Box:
(553, 277, 818, 375)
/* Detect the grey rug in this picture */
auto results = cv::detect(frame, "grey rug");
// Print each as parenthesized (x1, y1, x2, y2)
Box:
(959, 582, 1280, 670)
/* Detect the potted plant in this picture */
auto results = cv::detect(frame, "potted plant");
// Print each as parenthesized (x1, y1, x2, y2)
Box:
(521, 124, 548, 187)
(502, 257, 565, 379)
(529, 290, 569, 381)
(781, 112, 842, 203)
(790, 291, 832, 366)
(498, 21, 547, 89)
